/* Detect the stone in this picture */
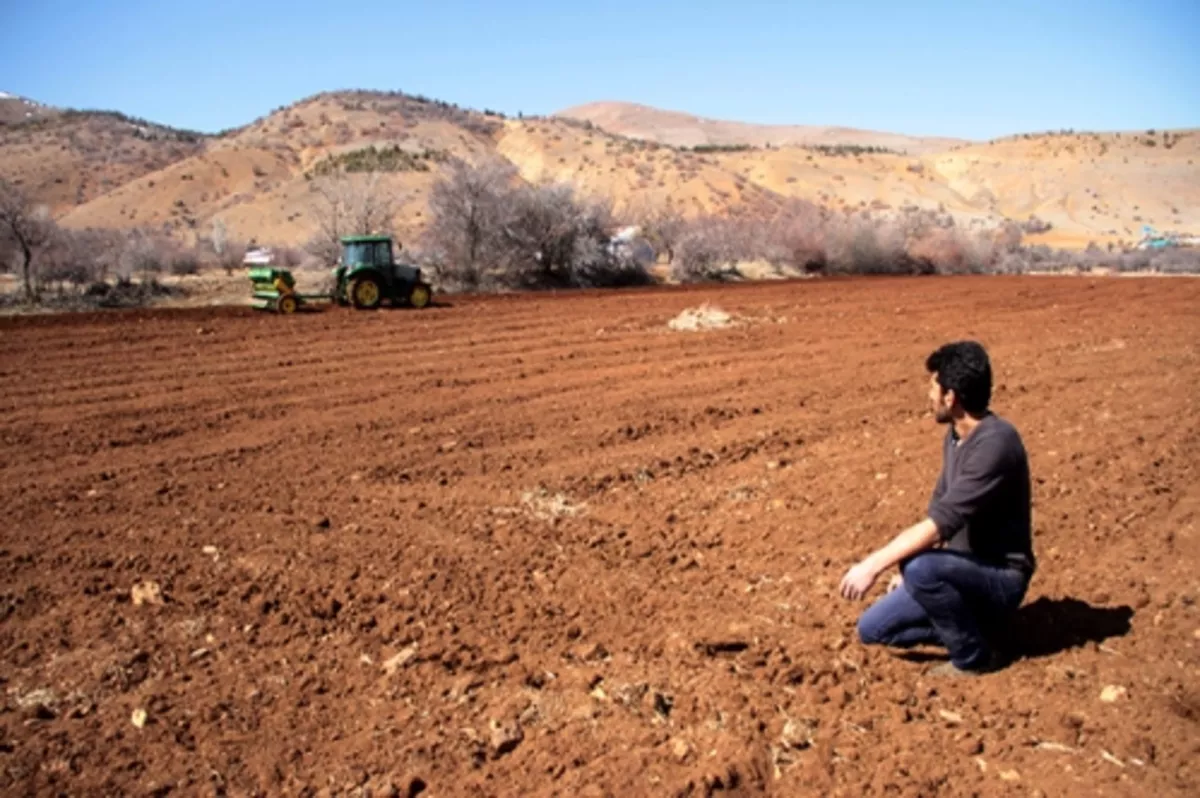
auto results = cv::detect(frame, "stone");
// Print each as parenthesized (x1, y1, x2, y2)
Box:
(382, 645, 418, 675)
(131, 581, 164, 606)
(131, 708, 148, 729)
(1099, 685, 1127, 703)
(780, 718, 816, 750)
(488, 718, 523, 758)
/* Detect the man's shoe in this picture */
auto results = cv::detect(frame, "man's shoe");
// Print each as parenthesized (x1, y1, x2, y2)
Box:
(928, 650, 1006, 678)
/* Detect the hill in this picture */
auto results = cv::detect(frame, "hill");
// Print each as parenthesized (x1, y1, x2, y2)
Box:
(556, 101, 969, 154)
(0, 92, 59, 125)
(0, 101, 206, 215)
(1, 91, 1197, 253)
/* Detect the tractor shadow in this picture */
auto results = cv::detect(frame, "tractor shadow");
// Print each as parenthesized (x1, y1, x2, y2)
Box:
(998, 597, 1134, 660)
(386, 299, 455, 310)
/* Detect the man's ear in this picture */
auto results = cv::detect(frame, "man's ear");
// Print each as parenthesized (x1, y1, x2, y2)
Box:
(943, 388, 958, 410)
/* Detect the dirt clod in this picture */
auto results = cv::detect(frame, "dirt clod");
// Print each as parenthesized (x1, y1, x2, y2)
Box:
(488, 718, 523, 758)
(130, 581, 164, 606)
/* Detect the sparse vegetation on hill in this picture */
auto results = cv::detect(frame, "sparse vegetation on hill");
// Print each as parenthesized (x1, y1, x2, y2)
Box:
(4, 108, 207, 143)
(685, 144, 757, 154)
(804, 144, 900, 157)
(318, 90, 503, 137)
(307, 144, 449, 177)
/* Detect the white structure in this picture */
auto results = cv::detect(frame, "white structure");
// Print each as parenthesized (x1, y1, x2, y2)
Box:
(242, 247, 274, 265)
(608, 225, 656, 266)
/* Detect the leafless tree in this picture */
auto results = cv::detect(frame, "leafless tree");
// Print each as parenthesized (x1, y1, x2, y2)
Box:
(422, 159, 650, 290)
(38, 227, 122, 290)
(0, 178, 56, 301)
(626, 199, 685, 264)
(208, 218, 248, 275)
(117, 228, 179, 283)
(421, 159, 517, 288)
(762, 199, 827, 271)
(672, 216, 750, 282)
(305, 173, 399, 264)
(502, 183, 635, 288)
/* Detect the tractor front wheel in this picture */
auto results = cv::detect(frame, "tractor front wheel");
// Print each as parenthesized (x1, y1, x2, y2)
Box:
(349, 276, 383, 310)
(276, 295, 299, 314)
(409, 282, 432, 309)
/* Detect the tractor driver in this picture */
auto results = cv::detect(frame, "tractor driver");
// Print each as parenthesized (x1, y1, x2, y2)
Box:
(838, 341, 1036, 675)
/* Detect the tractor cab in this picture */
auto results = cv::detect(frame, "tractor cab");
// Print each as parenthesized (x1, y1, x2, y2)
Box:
(334, 234, 433, 310)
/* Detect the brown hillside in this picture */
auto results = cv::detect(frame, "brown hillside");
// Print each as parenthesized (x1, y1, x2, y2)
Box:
(58, 91, 504, 246)
(0, 93, 60, 125)
(3, 91, 1196, 253)
(0, 109, 205, 214)
(495, 118, 780, 217)
(711, 129, 1200, 248)
(557, 101, 969, 155)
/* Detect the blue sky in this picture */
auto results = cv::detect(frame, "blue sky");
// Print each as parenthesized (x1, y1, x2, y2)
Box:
(1, 0, 1197, 139)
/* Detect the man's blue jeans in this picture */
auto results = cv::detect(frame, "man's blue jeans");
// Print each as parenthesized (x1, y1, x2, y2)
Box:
(856, 551, 1029, 669)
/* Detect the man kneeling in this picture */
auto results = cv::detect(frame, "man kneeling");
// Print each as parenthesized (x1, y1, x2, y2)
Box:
(839, 341, 1036, 675)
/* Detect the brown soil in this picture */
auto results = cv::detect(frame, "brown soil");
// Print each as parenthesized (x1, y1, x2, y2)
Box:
(1, 276, 1197, 797)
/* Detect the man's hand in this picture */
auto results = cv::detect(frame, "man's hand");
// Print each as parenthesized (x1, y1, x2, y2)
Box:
(839, 519, 939, 601)
(839, 561, 880, 601)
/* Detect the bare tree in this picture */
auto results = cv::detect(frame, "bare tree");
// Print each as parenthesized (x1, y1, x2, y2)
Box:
(421, 159, 517, 288)
(207, 218, 248, 275)
(672, 216, 749, 282)
(763, 199, 827, 271)
(38, 227, 122, 290)
(0, 178, 56, 301)
(117, 228, 177, 283)
(422, 160, 650, 290)
(500, 183, 637, 288)
(627, 199, 685, 264)
(306, 173, 399, 264)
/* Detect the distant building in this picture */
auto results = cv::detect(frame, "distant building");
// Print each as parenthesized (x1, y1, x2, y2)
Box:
(243, 247, 274, 265)
(608, 226, 656, 265)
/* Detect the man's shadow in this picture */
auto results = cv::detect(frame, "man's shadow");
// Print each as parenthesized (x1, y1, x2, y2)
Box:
(893, 597, 1133, 663)
(997, 596, 1134, 659)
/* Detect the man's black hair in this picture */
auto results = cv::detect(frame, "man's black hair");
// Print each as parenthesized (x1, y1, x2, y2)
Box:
(926, 341, 992, 415)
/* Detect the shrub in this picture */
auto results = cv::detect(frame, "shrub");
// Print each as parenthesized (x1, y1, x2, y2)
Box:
(169, 252, 201, 276)
(420, 159, 652, 290)
(672, 217, 748, 282)
(1021, 216, 1053, 234)
(308, 145, 449, 177)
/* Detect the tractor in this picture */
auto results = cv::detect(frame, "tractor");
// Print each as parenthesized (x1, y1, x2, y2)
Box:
(334, 235, 433, 310)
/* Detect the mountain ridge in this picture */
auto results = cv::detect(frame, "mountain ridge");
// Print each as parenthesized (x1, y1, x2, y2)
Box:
(2, 90, 1196, 253)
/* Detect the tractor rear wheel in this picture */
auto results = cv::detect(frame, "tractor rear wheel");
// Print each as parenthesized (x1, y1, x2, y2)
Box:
(349, 276, 383, 310)
(409, 283, 432, 309)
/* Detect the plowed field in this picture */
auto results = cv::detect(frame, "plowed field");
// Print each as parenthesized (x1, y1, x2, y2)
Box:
(2, 276, 1198, 797)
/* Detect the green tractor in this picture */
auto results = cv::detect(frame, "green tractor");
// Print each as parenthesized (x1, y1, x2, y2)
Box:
(335, 235, 433, 310)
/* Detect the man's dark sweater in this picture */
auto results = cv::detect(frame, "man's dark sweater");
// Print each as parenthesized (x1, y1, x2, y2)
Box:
(926, 413, 1036, 577)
